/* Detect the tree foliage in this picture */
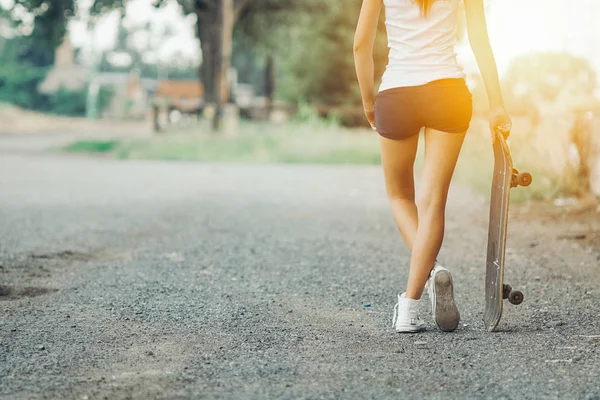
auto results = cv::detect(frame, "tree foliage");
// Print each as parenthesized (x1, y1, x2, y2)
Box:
(2, 0, 74, 51)
(233, 0, 387, 107)
(504, 52, 597, 101)
(97, 13, 197, 79)
(502, 52, 598, 119)
(0, 36, 51, 108)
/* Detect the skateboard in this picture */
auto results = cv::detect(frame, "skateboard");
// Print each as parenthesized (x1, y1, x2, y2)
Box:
(484, 130, 532, 332)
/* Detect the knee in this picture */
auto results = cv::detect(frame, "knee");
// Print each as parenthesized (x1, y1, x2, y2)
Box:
(385, 179, 415, 201)
(416, 191, 448, 215)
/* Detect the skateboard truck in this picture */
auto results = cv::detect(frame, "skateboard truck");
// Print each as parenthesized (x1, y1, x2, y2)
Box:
(504, 168, 530, 307)
(505, 168, 530, 306)
(510, 168, 532, 189)
(502, 284, 524, 305)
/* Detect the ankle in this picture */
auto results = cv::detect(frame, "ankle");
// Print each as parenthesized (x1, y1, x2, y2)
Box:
(403, 292, 422, 301)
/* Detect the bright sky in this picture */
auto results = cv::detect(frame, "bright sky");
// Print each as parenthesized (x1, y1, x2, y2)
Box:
(69, 0, 200, 64)
(458, 0, 600, 77)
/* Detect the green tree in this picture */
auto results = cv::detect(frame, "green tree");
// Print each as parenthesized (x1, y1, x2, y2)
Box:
(233, 0, 387, 126)
(1, 0, 75, 51)
(0, 0, 72, 111)
(273, 1, 387, 107)
(0, 35, 114, 116)
(0, 36, 51, 109)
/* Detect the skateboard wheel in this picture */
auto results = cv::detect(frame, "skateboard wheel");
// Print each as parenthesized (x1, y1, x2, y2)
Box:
(517, 172, 532, 187)
(502, 284, 512, 299)
(508, 290, 524, 305)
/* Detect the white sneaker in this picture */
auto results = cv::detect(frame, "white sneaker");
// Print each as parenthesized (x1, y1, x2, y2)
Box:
(426, 262, 460, 332)
(392, 293, 426, 333)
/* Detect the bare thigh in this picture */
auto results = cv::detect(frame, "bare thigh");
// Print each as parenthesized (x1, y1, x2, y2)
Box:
(417, 128, 466, 210)
(379, 133, 420, 199)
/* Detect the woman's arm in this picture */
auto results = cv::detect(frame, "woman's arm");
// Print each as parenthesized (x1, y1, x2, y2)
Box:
(354, 0, 382, 130)
(464, 0, 512, 141)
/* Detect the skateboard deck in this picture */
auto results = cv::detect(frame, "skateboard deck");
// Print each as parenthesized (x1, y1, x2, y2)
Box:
(484, 131, 531, 332)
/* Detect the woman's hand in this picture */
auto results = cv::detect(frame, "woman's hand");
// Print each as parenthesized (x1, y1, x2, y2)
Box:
(488, 107, 511, 144)
(363, 103, 376, 130)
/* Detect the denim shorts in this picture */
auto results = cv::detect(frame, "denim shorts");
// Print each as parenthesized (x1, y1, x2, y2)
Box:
(374, 78, 473, 140)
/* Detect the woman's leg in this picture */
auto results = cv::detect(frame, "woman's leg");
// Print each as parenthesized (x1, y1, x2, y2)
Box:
(404, 128, 466, 300)
(379, 134, 420, 251)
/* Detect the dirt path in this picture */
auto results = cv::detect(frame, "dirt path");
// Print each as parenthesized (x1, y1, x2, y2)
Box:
(0, 105, 152, 137)
(0, 151, 598, 399)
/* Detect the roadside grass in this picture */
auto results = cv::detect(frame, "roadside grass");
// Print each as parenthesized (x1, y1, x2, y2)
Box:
(64, 140, 121, 153)
(77, 121, 383, 165)
(62, 117, 570, 201)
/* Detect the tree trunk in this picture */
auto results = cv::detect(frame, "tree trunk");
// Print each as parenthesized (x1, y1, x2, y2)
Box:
(570, 112, 593, 196)
(152, 104, 161, 133)
(265, 54, 275, 117)
(196, 3, 224, 131)
(222, 0, 234, 104)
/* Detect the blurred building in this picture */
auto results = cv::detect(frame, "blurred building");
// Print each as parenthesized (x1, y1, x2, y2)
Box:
(38, 36, 88, 94)
(93, 71, 158, 119)
(38, 35, 157, 119)
(40, 35, 272, 123)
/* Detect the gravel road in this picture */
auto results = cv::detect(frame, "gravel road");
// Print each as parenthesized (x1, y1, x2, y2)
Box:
(1, 139, 598, 399)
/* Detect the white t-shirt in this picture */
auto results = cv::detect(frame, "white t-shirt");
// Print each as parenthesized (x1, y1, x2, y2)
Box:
(379, 0, 465, 92)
